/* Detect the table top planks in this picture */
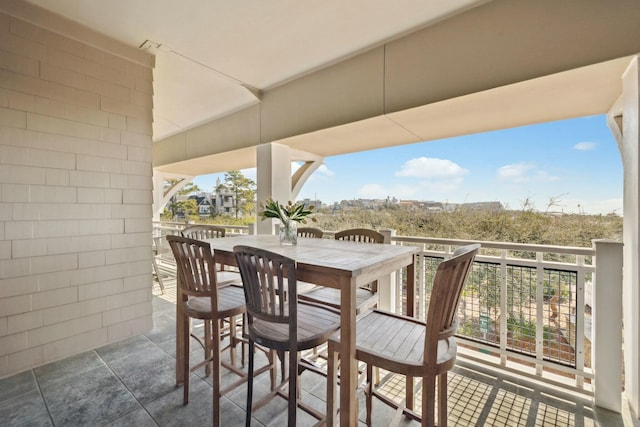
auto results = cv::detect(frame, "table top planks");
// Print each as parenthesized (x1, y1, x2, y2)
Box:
(207, 234, 417, 277)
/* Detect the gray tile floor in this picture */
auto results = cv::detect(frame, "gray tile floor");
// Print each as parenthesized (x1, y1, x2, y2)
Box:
(0, 280, 637, 426)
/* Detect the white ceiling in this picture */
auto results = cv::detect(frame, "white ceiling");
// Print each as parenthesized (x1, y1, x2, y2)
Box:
(14, 0, 639, 179)
(23, 0, 486, 140)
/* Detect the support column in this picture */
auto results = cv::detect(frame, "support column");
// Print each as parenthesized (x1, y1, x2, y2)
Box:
(256, 143, 294, 234)
(152, 173, 164, 221)
(608, 55, 640, 418)
(256, 143, 325, 235)
(593, 239, 623, 412)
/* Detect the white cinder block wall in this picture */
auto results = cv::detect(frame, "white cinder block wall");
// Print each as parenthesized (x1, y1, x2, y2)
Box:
(0, 5, 155, 377)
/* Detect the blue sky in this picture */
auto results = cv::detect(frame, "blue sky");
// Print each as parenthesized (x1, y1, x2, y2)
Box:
(193, 115, 623, 215)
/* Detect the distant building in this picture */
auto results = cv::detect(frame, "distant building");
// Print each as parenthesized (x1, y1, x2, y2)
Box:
(178, 192, 505, 218)
(327, 198, 504, 213)
(213, 177, 235, 215)
(335, 198, 394, 210)
(300, 198, 323, 210)
(179, 180, 237, 217)
(399, 200, 444, 212)
(188, 194, 213, 216)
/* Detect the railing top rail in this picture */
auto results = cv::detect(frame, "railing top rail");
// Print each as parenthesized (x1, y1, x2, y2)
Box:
(153, 221, 600, 256)
(391, 235, 596, 256)
(153, 221, 249, 231)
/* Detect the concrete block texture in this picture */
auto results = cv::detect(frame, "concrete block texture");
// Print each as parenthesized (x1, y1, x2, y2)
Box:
(0, 10, 154, 378)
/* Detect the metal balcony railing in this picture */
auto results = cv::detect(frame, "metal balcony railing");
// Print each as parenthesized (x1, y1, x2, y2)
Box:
(388, 235, 621, 408)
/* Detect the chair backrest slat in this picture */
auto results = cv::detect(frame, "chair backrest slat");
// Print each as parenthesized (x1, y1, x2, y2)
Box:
(181, 224, 226, 240)
(424, 244, 480, 363)
(234, 245, 297, 328)
(335, 228, 384, 244)
(167, 235, 219, 302)
(297, 227, 323, 238)
(334, 228, 385, 294)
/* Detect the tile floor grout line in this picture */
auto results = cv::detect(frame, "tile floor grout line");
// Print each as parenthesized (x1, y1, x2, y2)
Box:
(31, 368, 56, 426)
(94, 347, 162, 426)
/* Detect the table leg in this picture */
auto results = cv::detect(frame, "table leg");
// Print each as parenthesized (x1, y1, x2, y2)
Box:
(406, 256, 416, 318)
(405, 257, 416, 410)
(176, 277, 185, 385)
(339, 278, 358, 426)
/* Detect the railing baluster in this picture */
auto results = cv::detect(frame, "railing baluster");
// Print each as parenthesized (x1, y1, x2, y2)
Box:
(500, 249, 508, 366)
(575, 254, 586, 388)
(536, 251, 545, 376)
(418, 245, 426, 320)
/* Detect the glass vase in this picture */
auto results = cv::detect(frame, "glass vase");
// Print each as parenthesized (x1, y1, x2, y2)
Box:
(279, 219, 298, 246)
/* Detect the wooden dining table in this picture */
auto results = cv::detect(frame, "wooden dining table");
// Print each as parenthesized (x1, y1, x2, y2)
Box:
(174, 234, 418, 426)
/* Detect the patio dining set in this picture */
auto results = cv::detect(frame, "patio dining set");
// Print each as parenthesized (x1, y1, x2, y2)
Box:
(168, 224, 479, 427)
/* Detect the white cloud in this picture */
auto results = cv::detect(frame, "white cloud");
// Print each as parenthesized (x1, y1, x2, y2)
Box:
(316, 164, 334, 176)
(395, 157, 469, 179)
(356, 157, 470, 200)
(498, 162, 535, 179)
(535, 171, 561, 182)
(497, 162, 559, 184)
(574, 142, 596, 151)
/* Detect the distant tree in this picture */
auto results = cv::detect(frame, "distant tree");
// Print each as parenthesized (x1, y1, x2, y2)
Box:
(519, 195, 535, 212)
(163, 179, 200, 218)
(216, 171, 256, 219)
(311, 203, 621, 247)
(176, 198, 198, 219)
(545, 193, 568, 213)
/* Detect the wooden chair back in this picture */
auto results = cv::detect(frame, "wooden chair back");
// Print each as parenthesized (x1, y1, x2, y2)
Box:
(167, 235, 219, 301)
(335, 228, 384, 243)
(182, 225, 237, 274)
(181, 224, 226, 240)
(335, 228, 384, 295)
(424, 243, 480, 364)
(234, 245, 298, 343)
(297, 227, 324, 238)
